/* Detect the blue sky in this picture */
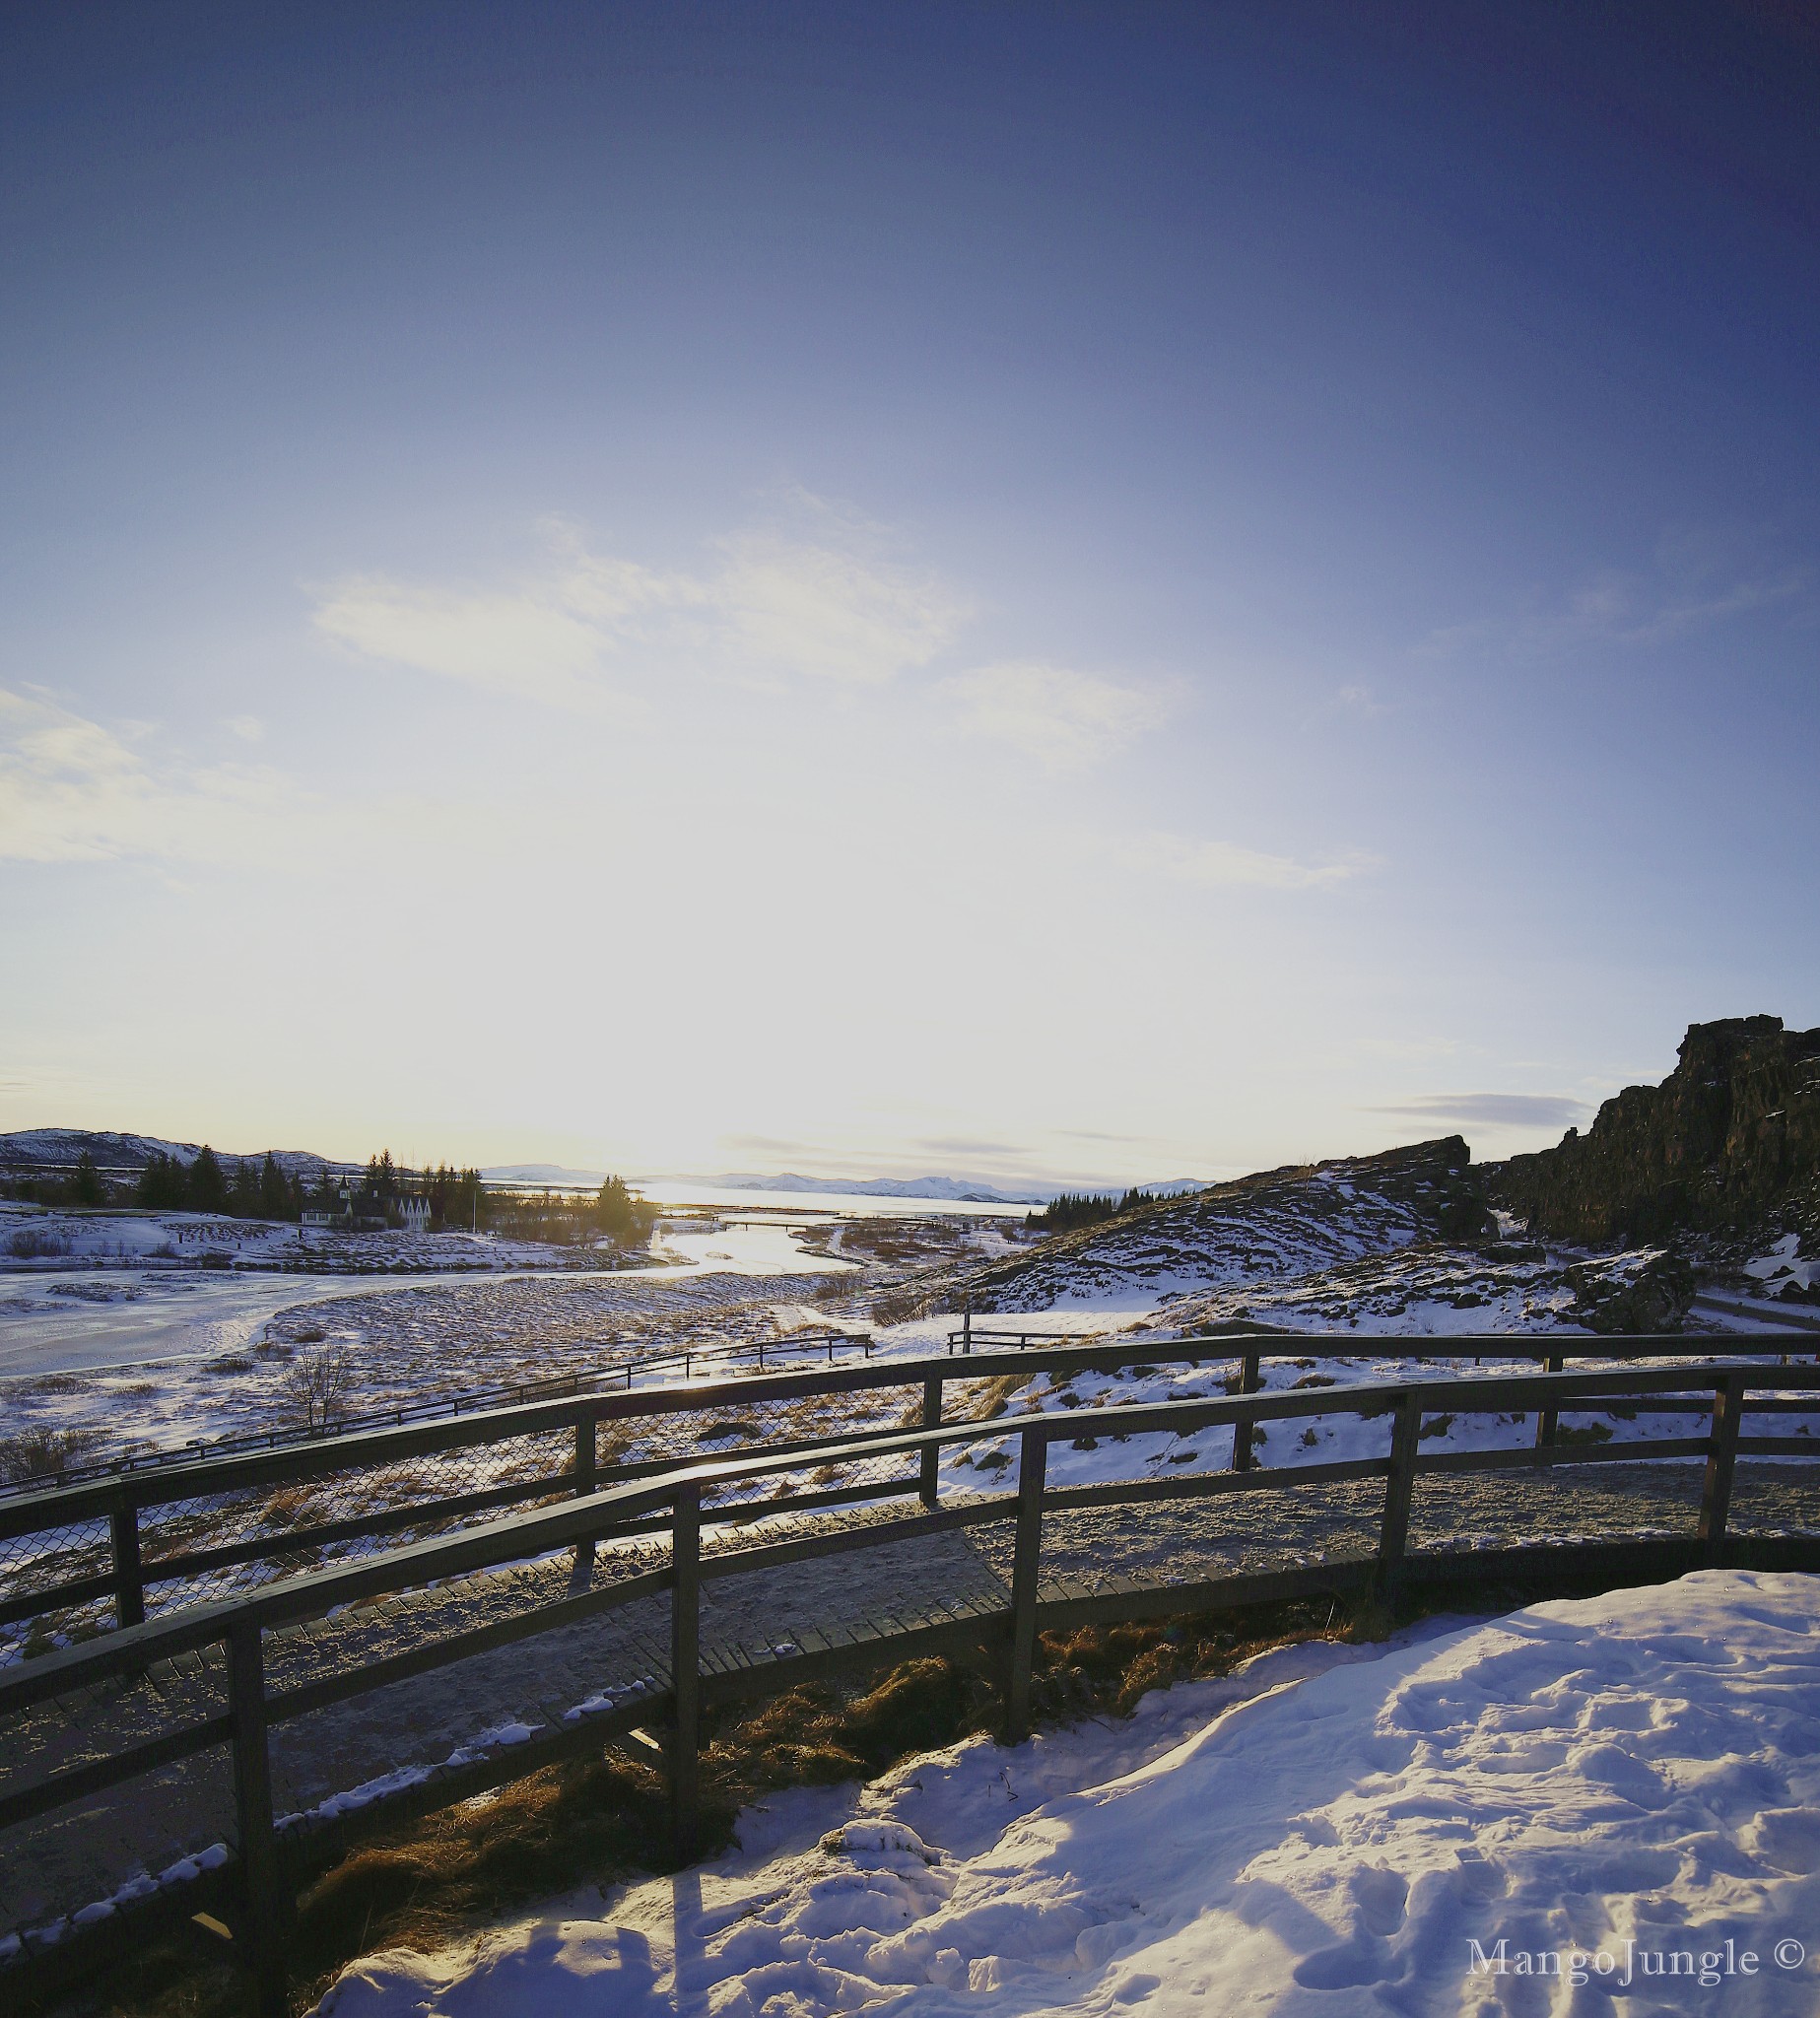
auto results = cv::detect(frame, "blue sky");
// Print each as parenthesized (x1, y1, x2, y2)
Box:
(2, 2, 1815, 1186)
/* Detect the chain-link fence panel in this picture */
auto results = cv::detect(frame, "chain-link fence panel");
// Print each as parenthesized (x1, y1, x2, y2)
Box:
(133, 1425, 583, 1617)
(0, 1637, 234, 1950)
(0, 1511, 116, 1665)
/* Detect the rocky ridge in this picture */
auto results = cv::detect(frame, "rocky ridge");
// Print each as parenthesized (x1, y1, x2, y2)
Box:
(1495, 1017, 1820, 1284)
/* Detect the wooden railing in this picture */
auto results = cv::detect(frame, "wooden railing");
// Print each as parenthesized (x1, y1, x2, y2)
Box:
(4, 1352, 1819, 2012)
(4, 1334, 1812, 1644)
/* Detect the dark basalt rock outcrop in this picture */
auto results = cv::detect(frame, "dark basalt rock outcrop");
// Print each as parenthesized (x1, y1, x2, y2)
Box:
(1565, 1251, 1697, 1333)
(1496, 1017, 1820, 1250)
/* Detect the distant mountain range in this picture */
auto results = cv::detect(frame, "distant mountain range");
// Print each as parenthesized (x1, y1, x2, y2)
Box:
(0, 1129, 356, 1179)
(1, 1130, 1212, 1211)
(681, 1172, 1214, 1206)
(480, 1167, 1061, 1203)
(695, 1171, 1045, 1204)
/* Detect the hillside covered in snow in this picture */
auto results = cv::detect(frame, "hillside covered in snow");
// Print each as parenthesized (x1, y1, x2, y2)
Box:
(0, 1128, 352, 1182)
(882, 1139, 1497, 1318)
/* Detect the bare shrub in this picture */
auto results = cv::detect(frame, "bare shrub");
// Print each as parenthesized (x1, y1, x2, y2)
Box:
(7, 1227, 71, 1259)
(279, 1343, 358, 1433)
(0, 1425, 103, 1484)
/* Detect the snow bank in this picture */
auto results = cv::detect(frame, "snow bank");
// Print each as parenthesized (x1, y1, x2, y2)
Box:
(315, 1571, 1820, 2016)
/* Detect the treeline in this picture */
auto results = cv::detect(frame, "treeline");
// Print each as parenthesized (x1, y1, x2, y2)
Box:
(0, 1152, 110, 1209)
(135, 1145, 491, 1233)
(485, 1177, 657, 1249)
(357, 1150, 485, 1231)
(1026, 1187, 1157, 1235)
(138, 1147, 304, 1217)
(13, 1141, 655, 1251)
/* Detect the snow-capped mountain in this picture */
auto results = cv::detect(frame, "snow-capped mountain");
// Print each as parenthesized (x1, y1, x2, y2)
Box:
(0, 1129, 354, 1179)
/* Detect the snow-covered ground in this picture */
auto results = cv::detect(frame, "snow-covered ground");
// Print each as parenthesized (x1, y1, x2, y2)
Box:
(3, 1160, 1810, 1493)
(0, 1222, 837, 1378)
(1743, 1234, 1820, 1300)
(314, 1570, 1820, 2017)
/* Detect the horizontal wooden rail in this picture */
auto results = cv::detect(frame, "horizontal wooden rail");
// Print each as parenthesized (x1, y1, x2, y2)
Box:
(6, 1333, 1805, 1534)
(1045, 1458, 1393, 1514)
(9, 1358, 1820, 1708)
(1414, 1438, 1716, 1474)
(0, 1713, 236, 1833)
(7, 1335, 1817, 1657)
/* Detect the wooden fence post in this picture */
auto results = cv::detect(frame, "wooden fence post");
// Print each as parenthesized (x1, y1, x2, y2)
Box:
(1005, 1426, 1046, 1745)
(109, 1498, 144, 1629)
(228, 1619, 288, 2018)
(670, 1483, 702, 1864)
(572, 1415, 597, 1584)
(919, 1377, 943, 1508)
(1697, 1371, 1744, 1568)
(1533, 1352, 1565, 1455)
(1376, 1392, 1422, 1604)
(1230, 1350, 1261, 1472)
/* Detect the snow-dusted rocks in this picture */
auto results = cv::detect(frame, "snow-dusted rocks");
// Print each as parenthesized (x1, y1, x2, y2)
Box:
(886, 1139, 1494, 1319)
(312, 1571, 1820, 2017)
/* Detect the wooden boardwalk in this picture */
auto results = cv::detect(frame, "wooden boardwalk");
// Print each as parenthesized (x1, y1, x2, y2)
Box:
(5, 1352, 1820, 2013)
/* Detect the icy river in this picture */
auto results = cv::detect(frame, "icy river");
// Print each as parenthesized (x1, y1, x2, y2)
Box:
(0, 1223, 830, 1382)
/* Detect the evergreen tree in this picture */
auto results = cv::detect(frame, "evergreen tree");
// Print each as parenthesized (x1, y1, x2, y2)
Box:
(71, 1151, 101, 1207)
(137, 1152, 187, 1210)
(229, 1156, 261, 1217)
(592, 1176, 656, 1247)
(1026, 1191, 1124, 1234)
(258, 1152, 291, 1220)
(188, 1145, 227, 1212)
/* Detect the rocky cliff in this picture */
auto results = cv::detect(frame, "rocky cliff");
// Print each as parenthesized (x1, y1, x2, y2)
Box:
(1496, 1017, 1820, 1251)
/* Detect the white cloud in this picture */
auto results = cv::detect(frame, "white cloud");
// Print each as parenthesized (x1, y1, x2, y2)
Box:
(0, 687, 305, 865)
(1368, 1091, 1588, 1129)
(312, 576, 649, 717)
(1112, 830, 1373, 891)
(312, 515, 970, 709)
(716, 532, 968, 686)
(939, 660, 1166, 773)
